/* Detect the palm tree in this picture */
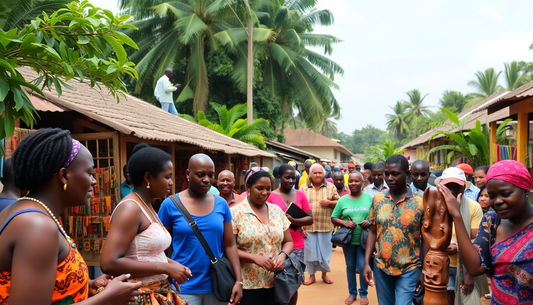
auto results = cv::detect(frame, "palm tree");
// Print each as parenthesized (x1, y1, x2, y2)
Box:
(230, 0, 344, 128)
(439, 90, 467, 113)
(465, 68, 504, 109)
(503, 61, 529, 90)
(180, 102, 269, 148)
(405, 89, 430, 132)
(0, 0, 68, 30)
(386, 101, 410, 140)
(118, 0, 274, 113)
(314, 107, 339, 138)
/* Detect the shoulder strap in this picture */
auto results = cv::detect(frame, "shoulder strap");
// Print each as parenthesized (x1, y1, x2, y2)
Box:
(169, 195, 216, 262)
(111, 199, 153, 224)
(0, 209, 49, 235)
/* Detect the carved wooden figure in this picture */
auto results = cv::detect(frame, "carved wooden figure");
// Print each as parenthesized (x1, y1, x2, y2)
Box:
(421, 188, 452, 305)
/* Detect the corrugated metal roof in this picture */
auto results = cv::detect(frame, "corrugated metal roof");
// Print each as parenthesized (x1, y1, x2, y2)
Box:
(473, 80, 533, 114)
(18, 67, 275, 158)
(28, 92, 67, 112)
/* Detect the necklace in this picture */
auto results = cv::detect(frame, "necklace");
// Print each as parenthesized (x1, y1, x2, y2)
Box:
(133, 192, 165, 227)
(18, 197, 76, 248)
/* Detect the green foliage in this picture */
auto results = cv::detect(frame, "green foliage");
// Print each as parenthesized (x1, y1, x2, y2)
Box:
(385, 100, 410, 139)
(0, 0, 138, 152)
(180, 102, 269, 148)
(365, 139, 405, 163)
(337, 125, 387, 154)
(424, 108, 511, 168)
(0, 0, 69, 31)
(468, 68, 503, 97)
(503, 61, 530, 90)
(439, 90, 468, 113)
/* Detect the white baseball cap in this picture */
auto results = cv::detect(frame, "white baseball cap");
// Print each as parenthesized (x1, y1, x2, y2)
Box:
(438, 167, 467, 186)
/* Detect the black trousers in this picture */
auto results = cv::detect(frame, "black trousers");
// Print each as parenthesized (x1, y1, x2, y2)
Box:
(240, 288, 279, 305)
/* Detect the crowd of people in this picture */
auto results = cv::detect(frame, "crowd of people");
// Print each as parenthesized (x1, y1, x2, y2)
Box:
(0, 128, 531, 305)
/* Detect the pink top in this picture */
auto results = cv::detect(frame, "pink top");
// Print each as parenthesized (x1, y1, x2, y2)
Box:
(112, 199, 172, 284)
(267, 191, 311, 249)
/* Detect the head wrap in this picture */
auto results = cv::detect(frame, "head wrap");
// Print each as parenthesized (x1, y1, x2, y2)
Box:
(63, 139, 81, 168)
(486, 160, 532, 191)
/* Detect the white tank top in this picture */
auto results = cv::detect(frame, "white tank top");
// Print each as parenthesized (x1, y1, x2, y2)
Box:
(112, 199, 172, 284)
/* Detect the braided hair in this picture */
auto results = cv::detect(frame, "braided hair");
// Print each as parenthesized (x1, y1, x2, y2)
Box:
(128, 143, 172, 186)
(12, 128, 73, 191)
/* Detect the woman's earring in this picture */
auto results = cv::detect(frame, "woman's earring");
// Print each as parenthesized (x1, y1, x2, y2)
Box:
(63, 184, 67, 191)
(146, 182, 150, 189)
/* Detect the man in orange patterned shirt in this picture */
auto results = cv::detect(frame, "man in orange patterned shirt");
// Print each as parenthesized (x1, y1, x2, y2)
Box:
(363, 154, 426, 305)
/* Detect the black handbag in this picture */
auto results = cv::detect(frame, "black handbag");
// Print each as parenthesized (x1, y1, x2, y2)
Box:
(274, 251, 306, 305)
(330, 216, 354, 247)
(170, 195, 236, 302)
(360, 227, 370, 250)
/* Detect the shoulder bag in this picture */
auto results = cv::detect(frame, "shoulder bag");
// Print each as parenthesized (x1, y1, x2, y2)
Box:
(170, 195, 236, 302)
(330, 216, 354, 247)
(274, 251, 306, 305)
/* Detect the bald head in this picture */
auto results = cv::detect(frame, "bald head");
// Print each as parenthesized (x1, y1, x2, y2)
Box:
(189, 153, 215, 170)
(218, 170, 235, 181)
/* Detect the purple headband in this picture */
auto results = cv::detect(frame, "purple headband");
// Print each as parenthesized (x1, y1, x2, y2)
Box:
(63, 139, 81, 168)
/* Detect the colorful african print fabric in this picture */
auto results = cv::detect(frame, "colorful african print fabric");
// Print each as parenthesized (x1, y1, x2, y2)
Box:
(369, 187, 424, 276)
(0, 245, 89, 305)
(473, 211, 533, 305)
(135, 279, 188, 305)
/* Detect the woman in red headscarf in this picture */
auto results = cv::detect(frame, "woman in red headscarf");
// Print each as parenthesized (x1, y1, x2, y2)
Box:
(438, 160, 533, 305)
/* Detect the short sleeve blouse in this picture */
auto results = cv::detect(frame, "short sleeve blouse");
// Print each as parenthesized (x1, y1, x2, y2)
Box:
(231, 198, 290, 290)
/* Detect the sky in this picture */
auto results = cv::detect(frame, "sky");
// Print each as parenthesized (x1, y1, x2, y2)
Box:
(88, 0, 533, 134)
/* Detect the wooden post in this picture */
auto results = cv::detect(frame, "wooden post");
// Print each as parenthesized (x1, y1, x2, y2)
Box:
(517, 112, 528, 165)
(247, 18, 253, 124)
(490, 121, 497, 164)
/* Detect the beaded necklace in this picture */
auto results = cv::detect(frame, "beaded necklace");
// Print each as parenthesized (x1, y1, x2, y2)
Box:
(18, 197, 77, 248)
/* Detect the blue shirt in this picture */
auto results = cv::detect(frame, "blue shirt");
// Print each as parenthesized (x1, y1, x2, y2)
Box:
(0, 196, 17, 212)
(464, 183, 480, 201)
(158, 193, 232, 294)
(410, 182, 436, 195)
(120, 181, 133, 199)
(363, 182, 389, 197)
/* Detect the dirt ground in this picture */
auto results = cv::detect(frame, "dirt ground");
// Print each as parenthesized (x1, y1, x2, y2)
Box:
(297, 247, 491, 305)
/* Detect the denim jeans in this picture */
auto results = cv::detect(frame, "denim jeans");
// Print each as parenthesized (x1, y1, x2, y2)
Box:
(342, 244, 368, 298)
(161, 102, 178, 115)
(373, 264, 420, 305)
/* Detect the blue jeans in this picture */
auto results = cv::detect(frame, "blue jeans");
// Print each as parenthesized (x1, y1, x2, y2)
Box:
(161, 102, 178, 115)
(342, 244, 368, 298)
(374, 264, 420, 305)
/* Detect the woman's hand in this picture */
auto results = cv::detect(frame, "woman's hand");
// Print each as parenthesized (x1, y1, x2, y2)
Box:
(446, 242, 458, 255)
(165, 262, 192, 284)
(437, 183, 462, 219)
(272, 253, 287, 272)
(286, 214, 295, 223)
(89, 274, 112, 296)
(359, 220, 371, 228)
(100, 274, 142, 305)
(344, 220, 357, 228)
(229, 282, 243, 305)
(461, 273, 475, 295)
(363, 264, 374, 287)
(254, 255, 274, 271)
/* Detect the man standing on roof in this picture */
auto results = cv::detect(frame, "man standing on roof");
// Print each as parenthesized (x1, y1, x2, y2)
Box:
(154, 68, 181, 115)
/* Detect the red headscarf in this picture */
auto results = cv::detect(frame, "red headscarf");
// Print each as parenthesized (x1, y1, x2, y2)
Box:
(486, 160, 532, 191)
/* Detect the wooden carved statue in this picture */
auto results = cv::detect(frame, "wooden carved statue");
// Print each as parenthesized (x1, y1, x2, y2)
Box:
(421, 188, 452, 305)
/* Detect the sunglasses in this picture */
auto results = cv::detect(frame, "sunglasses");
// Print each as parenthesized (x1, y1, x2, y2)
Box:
(250, 166, 269, 174)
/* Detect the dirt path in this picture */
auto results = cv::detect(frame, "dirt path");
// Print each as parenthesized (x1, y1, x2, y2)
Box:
(297, 247, 491, 305)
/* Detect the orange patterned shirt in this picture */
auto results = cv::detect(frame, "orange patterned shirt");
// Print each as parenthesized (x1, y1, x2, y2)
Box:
(369, 187, 424, 276)
(0, 245, 89, 304)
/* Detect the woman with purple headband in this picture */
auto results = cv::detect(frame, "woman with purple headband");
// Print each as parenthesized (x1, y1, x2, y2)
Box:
(0, 128, 142, 304)
(438, 160, 533, 305)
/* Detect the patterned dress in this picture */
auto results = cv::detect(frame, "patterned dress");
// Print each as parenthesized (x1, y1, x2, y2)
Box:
(473, 211, 533, 305)
(0, 209, 89, 305)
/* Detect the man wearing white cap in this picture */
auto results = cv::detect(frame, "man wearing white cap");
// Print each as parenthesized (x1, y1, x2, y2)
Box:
(154, 68, 181, 115)
(437, 167, 483, 305)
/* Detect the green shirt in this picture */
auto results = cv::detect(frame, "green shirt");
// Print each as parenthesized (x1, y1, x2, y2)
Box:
(331, 192, 373, 245)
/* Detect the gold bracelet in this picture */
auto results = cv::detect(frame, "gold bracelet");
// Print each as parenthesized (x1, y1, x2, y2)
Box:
(96, 286, 105, 294)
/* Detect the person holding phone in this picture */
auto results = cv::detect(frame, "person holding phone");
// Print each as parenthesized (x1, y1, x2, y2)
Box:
(331, 171, 372, 305)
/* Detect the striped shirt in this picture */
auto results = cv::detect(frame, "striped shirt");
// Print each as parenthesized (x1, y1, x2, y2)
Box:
(300, 181, 339, 232)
